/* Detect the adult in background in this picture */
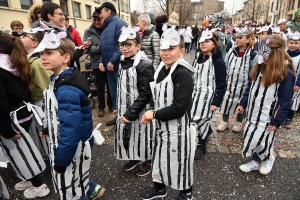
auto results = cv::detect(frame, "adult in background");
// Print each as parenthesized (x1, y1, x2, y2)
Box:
(146, 11, 156, 25)
(96, 2, 127, 126)
(154, 15, 169, 38)
(28, 4, 42, 28)
(183, 26, 193, 53)
(137, 14, 160, 69)
(63, 15, 82, 70)
(83, 11, 113, 117)
(191, 25, 200, 49)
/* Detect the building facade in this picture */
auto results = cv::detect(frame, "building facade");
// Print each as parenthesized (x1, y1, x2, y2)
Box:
(0, 0, 131, 37)
(190, 0, 225, 25)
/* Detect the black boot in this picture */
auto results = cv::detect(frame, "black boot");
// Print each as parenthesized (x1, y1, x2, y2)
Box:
(194, 140, 207, 160)
(106, 115, 117, 126)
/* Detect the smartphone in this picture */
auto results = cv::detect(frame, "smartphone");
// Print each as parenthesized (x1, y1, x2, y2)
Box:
(87, 37, 91, 43)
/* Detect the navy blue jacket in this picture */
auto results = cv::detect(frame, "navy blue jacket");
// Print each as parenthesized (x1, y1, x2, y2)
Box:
(49, 67, 93, 173)
(99, 15, 127, 70)
(196, 48, 227, 107)
(240, 66, 295, 128)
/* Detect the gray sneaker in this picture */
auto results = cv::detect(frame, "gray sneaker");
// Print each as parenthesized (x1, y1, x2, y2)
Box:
(177, 191, 193, 200)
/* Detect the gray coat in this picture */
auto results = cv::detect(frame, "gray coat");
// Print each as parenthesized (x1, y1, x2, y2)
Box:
(83, 24, 104, 69)
(141, 24, 160, 69)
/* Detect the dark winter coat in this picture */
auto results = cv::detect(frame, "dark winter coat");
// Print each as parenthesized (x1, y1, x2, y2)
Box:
(99, 15, 127, 70)
(119, 55, 155, 121)
(83, 24, 104, 69)
(141, 24, 160, 69)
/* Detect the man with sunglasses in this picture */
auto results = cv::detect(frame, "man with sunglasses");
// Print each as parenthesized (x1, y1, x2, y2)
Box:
(96, 2, 127, 126)
(83, 11, 113, 117)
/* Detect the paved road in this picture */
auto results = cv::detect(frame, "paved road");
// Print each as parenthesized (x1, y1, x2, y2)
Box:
(2, 50, 300, 199)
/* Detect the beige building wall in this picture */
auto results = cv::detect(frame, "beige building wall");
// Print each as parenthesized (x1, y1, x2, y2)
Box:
(0, 0, 131, 37)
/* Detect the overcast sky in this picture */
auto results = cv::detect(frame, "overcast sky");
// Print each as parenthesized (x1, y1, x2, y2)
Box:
(130, 0, 244, 15)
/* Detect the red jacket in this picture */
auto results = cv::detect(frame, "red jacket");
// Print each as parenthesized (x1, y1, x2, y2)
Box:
(67, 25, 82, 46)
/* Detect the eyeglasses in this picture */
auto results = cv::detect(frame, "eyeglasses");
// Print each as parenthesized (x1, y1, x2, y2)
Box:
(118, 42, 137, 49)
(53, 13, 63, 16)
(20, 33, 35, 41)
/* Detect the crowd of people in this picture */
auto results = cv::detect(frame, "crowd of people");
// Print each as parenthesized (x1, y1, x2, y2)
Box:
(1, 1, 300, 200)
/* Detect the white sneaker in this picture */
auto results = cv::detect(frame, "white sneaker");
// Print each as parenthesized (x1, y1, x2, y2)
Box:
(23, 184, 50, 199)
(239, 160, 260, 173)
(259, 155, 275, 175)
(232, 122, 243, 132)
(217, 121, 229, 131)
(14, 180, 33, 191)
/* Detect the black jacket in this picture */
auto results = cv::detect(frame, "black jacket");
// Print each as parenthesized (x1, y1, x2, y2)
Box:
(154, 64, 194, 122)
(0, 68, 31, 139)
(196, 48, 227, 107)
(120, 56, 155, 121)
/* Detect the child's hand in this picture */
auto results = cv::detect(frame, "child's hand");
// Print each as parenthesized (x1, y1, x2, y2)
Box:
(141, 110, 154, 124)
(119, 115, 130, 123)
(236, 106, 244, 114)
(269, 125, 277, 131)
(39, 132, 48, 138)
(11, 132, 21, 140)
(210, 105, 218, 111)
(294, 85, 300, 92)
(113, 110, 117, 114)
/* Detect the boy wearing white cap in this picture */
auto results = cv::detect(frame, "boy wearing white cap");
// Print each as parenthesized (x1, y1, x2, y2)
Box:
(278, 19, 287, 33)
(114, 26, 154, 177)
(140, 25, 195, 200)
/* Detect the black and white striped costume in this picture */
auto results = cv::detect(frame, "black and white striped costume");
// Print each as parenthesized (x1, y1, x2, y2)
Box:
(191, 54, 215, 140)
(150, 59, 195, 190)
(0, 103, 46, 180)
(219, 48, 251, 115)
(43, 80, 91, 200)
(290, 54, 300, 111)
(115, 51, 153, 161)
(242, 72, 279, 161)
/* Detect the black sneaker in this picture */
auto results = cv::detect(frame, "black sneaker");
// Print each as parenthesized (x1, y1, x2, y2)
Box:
(136, 161, 152, 177)
(194, 143, 206, 160)
(106, 115, 117, 126)
(141, 186, 167, 200)
(123, 160, 141, 172)
(177, 191, 193, 200)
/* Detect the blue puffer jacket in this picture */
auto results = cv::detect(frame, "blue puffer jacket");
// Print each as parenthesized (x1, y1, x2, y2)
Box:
(50, 67, 93, 173)
(99, 15, 127, 70)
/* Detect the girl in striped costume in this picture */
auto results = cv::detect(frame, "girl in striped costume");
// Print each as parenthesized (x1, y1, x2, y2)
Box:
(0, 31, 50, 199)
(192, 30, 227, 160)
(218, 28, 257, 133)
(115, 26, 154, 177)
(237, 35, 295, 175)
(284, 31, 300, 129)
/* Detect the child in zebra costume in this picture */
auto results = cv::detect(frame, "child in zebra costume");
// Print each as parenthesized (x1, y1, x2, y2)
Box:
(237, 35, 295, 175)
(115, 26, 154, 177)
(225, 28, 237, 53)
(192, 29, 227, 160)
(38, 30, 104, 200)
(140, 25, 195, 200)
(284, 31, 300, 128)
(20, 28, 52, 158)
(0, 31, 50, 199)
(217, 28, 258, 132)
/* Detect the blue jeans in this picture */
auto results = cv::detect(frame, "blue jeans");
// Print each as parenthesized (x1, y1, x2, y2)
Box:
(185, 43, 191, 52)
(80, 178, 97, 200)
(106, 70, 119, 110)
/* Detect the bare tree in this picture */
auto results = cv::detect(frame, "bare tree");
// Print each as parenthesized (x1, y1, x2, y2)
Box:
(242, 0, 265, 22)
(149, 0, 176, 17)
(173, 0, 194, 25)
(141, 0, 150, 13)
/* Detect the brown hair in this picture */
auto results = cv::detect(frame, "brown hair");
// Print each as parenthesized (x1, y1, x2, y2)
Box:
(179, 35, 184, 49)
(31, 31, 45, 43)
(56, 38, 75, 65)
(28, 4, 42, 27)
(0, 31, 32, 85)
(211, 32, 220, 53)
(250, 35, 295, 87)
(10, 20, 24, 30)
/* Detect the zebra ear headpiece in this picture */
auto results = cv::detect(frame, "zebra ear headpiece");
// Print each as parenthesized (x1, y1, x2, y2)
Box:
(160, 26, 181, 50)
(237, 27, 249, 37)
(198, 29, 213, 43)
(34, 30, 67, 52)
(118, 25, 140, 42)
(272, 26, 281, 34)
(19, 27, 46, 36)
(257, 25, 270, 34)
(286, 28, 300, 40)
(257, 37, 271, 64)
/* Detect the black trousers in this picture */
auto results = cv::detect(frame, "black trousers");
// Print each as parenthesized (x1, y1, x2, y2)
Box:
(93, 69, 113, 110)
